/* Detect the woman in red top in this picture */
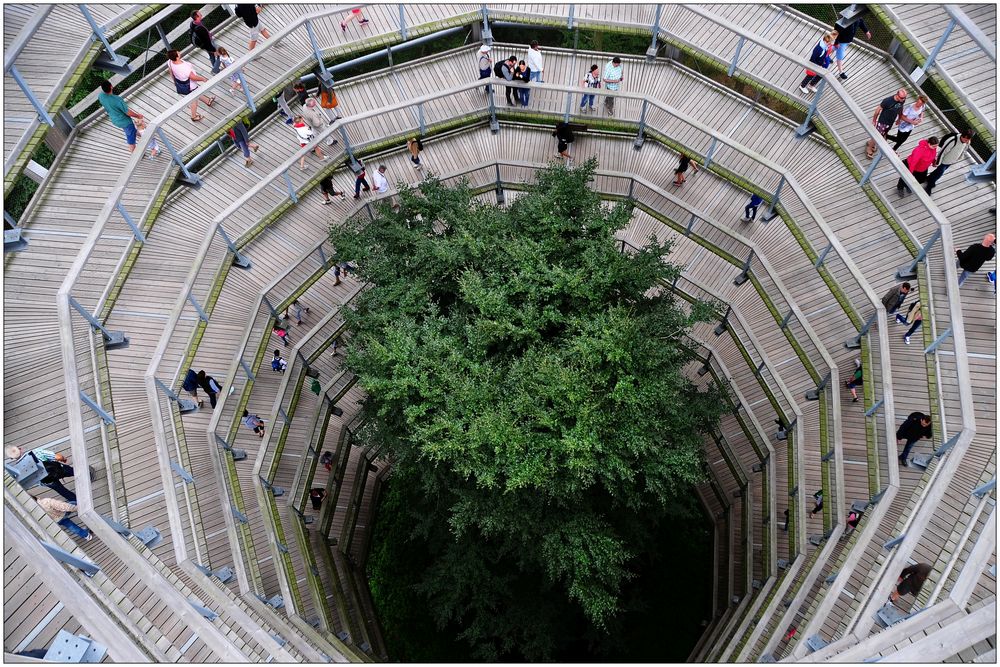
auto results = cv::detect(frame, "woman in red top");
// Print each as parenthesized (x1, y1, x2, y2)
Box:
(896, 136, 939, 196)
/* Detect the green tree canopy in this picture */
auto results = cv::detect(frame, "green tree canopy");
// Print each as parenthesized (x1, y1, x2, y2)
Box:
(331, 159, 724, 660)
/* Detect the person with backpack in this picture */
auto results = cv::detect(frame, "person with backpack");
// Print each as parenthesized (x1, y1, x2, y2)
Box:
(896, 136, 938, 196)
(354, 161, 372, 199)
(167, 49, 215, 122)
(580, 64, 600, 113)
(228, 120, 259, 167)
(197, 371, 222, 409)
(407, 137, 424, 168)
(271, 350, 287, 373)
(189, 10, 221, 74)
(552, 122, 574, 160)
(477, 45, 492, 93)
(895, 299, 923, 345)
(924, 129, 974, 195)
(242, 410, 266, 437)
(494, 56, 517, 107)
(235, 4, 270, 50)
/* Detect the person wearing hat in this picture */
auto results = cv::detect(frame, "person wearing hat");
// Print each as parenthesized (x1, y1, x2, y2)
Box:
(477, 44, 492, 93)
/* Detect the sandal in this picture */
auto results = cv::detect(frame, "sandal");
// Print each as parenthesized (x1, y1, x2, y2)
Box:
(191, 114, 204, 122)
(204, 96, 217, 107)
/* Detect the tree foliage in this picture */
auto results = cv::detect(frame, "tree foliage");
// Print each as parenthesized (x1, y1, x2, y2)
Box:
(331, 159, 725, 659)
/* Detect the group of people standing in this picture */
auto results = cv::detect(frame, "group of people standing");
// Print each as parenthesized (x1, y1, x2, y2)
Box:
(478, 43, 624, 116)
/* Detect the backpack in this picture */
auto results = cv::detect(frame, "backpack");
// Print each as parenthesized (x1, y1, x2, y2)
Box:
(415, 138, 424, 151)
(937, 132, 959, 155)
(493, 61, 506, 78)
(272, 357, 283, 372)
(320, 88, 338, 109)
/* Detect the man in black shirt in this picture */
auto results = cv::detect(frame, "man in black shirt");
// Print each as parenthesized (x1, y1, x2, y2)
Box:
(832, 15, 871, 80)
(553, 122, 574, 159)
(235, 4, 271, 50)
(957, 233, 997, 286)
(865, 88, 906, 158)
(493, 56, 517, 107)
(190, 10, 220, 74)
(896, 411, 932, 466)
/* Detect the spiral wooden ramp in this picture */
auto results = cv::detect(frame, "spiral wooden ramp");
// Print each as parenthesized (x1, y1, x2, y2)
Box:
(3, 4, 995, 662)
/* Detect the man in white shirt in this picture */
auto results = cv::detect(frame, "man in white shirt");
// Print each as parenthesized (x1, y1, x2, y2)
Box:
(523, 41, 544, 108)
(372, 165, 399, 209)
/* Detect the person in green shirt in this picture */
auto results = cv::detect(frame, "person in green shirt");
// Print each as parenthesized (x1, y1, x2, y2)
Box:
(98, 80, 153, 155)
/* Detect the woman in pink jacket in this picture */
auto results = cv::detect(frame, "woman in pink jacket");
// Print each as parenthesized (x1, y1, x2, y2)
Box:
(896, 136, 938, 196)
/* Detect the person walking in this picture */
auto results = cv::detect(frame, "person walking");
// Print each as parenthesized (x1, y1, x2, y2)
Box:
(513, 60, 531, 108)
(182, 368, 204, 407)
(885, 95, 927, 152)
(924, 129, 974, 196)
(6, 446, 78, 502)
(896, 137, 938, 197)
(216, 46, 243, 97)
(235, 4, 270, 50)
(371, 164, 390, 195)
(310, 487, 327, 510)
(525, 40, 544, 105)
(198, 371, 222, 409)
(288, 299, 310, 325)
(602, 56, 624, 116)
(273, 322, 290, 346)
(242, 410, 266, 437)
(742, 193, 765, 222)
(845, 358, 862, 402)
(167, 50, 215, 122)
(896, 411, 932, 466)
(319, 175, 346, 204)
(293, 115, 328, 170)
(494, 55, 517, 107)
(896, 136, 938, 195)
(810, 489, 823, 516)
(881, 281, 911, 315)
(38, 497, 91, 540)
(353, 162, 371, 199)
(271, 350, 288, 373)
(889, 563, 932, 604)
(865, 88, 907, 158)
(956, 233, 996, 286)
(406, 137, 423, 168)
(477, 44, 492, 92)
(552, 122, 574, 160)
(832, 15, 871, 80)
(896, 299, 923, 345)
(799, 30, 836, 94)
(302, 97, 335, 146)
(228, 120, 259, 167)
(673, 153, 699, 186)
(98, 80, 151, 155)
(189, 10, 221, 74)
(341, 7, 370, 31)
(580, 64, 600, 113)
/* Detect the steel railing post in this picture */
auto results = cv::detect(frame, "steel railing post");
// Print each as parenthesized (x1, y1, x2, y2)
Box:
(762, 175, 784, 221)
(155, 128, 201, 187)
(398, 5, 407, 39)
(281, 170, 298, 203)
(728, 36, 746, 76)
(69, 295, 128, 348)
(795, 77, 825, 137)
(647, 4, 662, 61)
(860, 148, 882, 186)
(305, 19, 333, 88)
(7, 64, 55, 126)
(114, 201, 146, 243)
(896, 228, 942, 280)
(924, 18, 957, 71)
(78, 5, 130, 74)
(235, 69, 256, 113)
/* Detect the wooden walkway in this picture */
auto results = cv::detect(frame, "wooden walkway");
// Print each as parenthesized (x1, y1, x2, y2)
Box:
(880, 3, 997, 144)
(2, 3, 995, 662)
(3, 4, 144, 190)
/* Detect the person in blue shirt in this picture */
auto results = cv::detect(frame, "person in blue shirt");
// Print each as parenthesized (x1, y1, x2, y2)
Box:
(799, 31, 836, 94)
(742, 194, 765, 222)
(98, 80, 151, 154)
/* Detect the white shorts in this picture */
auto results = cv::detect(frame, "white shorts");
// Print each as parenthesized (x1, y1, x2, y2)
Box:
(250, 24, 262, 40)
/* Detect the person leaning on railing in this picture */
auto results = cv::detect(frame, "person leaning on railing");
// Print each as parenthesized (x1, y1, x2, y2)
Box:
(896, 411, 932, 467)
